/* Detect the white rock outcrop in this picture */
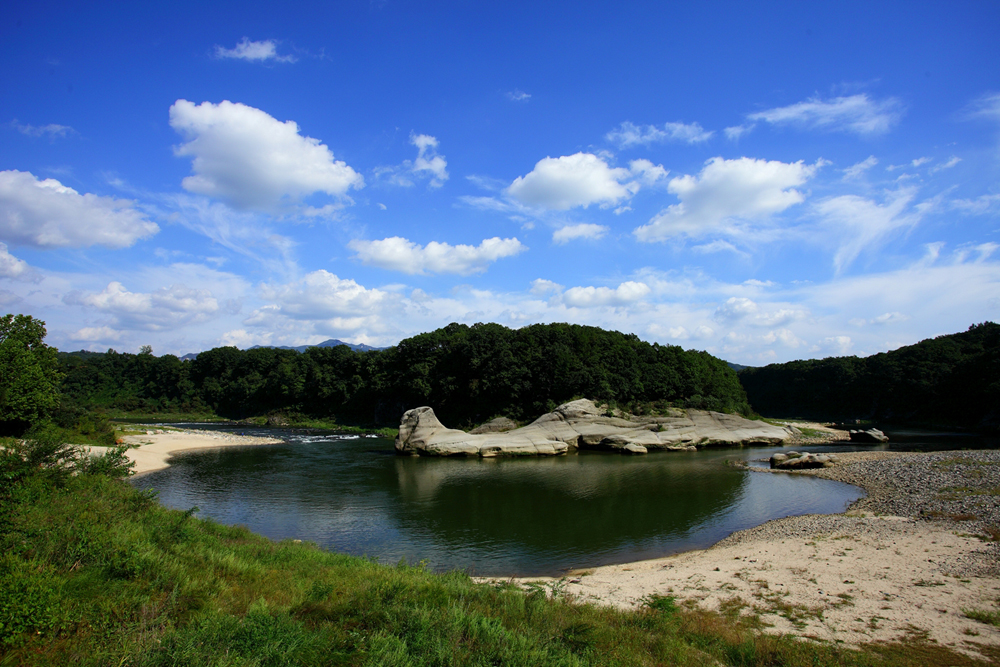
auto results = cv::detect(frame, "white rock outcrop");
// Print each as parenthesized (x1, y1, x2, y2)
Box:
(395, 399, 789, 457)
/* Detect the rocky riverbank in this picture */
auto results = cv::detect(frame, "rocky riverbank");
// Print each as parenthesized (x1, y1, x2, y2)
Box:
(501, 450, 1000, 656)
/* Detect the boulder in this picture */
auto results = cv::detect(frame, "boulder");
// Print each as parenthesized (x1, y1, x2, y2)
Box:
(849, 428, 889, 443)
(396, 399, 790, 457)
(469, 417, 519, 434)
(770, 451, 837, 470)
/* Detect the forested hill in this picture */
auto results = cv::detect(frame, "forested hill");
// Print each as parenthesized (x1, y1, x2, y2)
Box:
(738, 322, 1000, 430)
(58, 322, 750, 428)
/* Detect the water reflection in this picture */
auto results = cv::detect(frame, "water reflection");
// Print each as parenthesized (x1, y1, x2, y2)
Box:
(134, 431, 863, 576)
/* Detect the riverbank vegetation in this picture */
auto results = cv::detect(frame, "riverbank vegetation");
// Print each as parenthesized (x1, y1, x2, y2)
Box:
(2, 434, 995, 666)
(56, 321, 750, 430)
(739, 322, 1000, 431)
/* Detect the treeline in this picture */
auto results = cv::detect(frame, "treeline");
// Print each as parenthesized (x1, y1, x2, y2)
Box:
(739, 322, 1000, 429)
(59, 322, 750, 427)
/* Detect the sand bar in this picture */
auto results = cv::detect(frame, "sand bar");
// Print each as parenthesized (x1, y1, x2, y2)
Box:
(85, 427, 284, 476)
(501, 450, 1000, 656)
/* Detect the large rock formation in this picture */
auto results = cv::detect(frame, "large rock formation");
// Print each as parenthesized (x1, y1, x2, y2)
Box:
(395, 399, 789, 457)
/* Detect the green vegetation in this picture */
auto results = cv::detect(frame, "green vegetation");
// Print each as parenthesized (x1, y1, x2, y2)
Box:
(59, 321, 751, 429)
(0, 314, 61, 436)
(2, 436, 996, 666)
(738, 322, 1000, 430)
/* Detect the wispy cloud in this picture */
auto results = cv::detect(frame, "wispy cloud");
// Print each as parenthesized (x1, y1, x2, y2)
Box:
(9, 119, 75, 140)
(606, 120, 713, 148)
(214, 38, 297, 63)
(747, 94, 903, 135)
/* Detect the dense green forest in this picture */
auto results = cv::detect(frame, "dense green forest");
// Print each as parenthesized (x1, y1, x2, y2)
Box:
(56, 322, 750, 429)
(739, 322, 1000, 429)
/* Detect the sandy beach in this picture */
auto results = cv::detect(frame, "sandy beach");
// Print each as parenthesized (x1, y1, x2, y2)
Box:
(86, 427, 285, 476)
(502, 449, 1000, 656)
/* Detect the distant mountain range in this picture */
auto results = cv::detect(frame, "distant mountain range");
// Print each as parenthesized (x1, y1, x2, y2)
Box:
(178, 338, 384, 361)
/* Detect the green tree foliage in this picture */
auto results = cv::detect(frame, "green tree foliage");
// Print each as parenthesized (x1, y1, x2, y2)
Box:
(739, 322, 1000, 429)
(0, 314, 61, 434)
(58, 322, 751, 427)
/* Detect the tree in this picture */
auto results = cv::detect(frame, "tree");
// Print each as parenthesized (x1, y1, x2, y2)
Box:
(0, 314, 61, 434)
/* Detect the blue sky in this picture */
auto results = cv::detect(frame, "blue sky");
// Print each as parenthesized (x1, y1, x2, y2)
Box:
(2, 1, 999, 364)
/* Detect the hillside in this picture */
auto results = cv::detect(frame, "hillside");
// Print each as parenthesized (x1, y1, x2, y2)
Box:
(738, 322, 1000, 429)
(57, 322, 750, 427)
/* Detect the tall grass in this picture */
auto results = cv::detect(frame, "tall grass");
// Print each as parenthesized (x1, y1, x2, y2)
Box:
(1, 435, 995, 666)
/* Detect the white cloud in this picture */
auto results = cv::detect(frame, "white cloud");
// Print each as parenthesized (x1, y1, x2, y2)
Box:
(0, 242, 39, 281)
(628, 159, 669, 185)
(0, 170, 159, 248)
(842, 155, 878, 180)
(715, 296, 758, 321)
(349, 236, 526, 275)
(410, 133, 449, 187)
(9, 119, 75, 139)
(530, 278, 563, 295)
(65, 281, 220, 331)
(813, 187, 923, 273)
(819, 335, 854, 355)
(507, 153, 638, 210)
(562, 281, 650, 308)
(258, 271, 389, 321)
(951, 194, 1000, 216)
(724, 124, 754, 140)
(374, 133, 449, 189)
(606, 121, 713, 148)
(169, 100, 363, 211)
(967, 92, 1000, 122)
(507, 90, 531, 102)
(714, 296, 807, 328)
(552, 223, 608, 244)
(929, 156, 961, 173)
(692, 240, 746, 255)
(747, 94, 902, 135)
(69, 326, 123, 342)
(214, 38, 296, 63)
(911, 157, 931, 167)
(633, 157, 817, 242)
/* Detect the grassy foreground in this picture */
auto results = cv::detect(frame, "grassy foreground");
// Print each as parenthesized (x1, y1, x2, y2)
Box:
(1, 437, 995, 666)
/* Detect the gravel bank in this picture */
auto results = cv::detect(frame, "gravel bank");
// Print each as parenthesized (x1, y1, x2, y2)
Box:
(503, 448, 1000, 654)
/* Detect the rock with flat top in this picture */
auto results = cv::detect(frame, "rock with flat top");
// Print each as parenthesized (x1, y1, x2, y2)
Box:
(849, 428, 889, 443)
(395, 399, 789, 457)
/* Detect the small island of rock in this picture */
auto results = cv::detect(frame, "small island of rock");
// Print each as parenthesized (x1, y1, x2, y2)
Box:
(395, 399, 789, 457)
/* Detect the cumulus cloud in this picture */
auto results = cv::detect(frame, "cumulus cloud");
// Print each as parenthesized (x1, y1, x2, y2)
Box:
(214, 38, 296, 63)
(747, 94, 902, 135)
(842, 155, 878, 180)
(257, 271, 389, 322)
(0, 170, 159, 248)
(714, 297, 807, 327)
(507, 153, 639, 210)
(69, 326, 123, 342)
(9, 119, 75, 139)
(507, 90, 531, 102)
(552, 223, 608, 244)
(633, 157, 818, 242)
(628, 159, 669, 185)
(410, 133, 449, 187)
(349, 236, 526, 275)
(0, 242, 39, 281)
(813, 187, 923, 273)
(169, 100, 363, 211)
(606, 120, 713, 147)
(530, 278, 563, 295)
(65, 281, 220, 331)
(374, 133, 449, 189)
(562, 281, 650, 308)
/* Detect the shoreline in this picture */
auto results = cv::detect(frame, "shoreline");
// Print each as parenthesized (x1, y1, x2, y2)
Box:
(493, 449, 1000, 655)
(85, 427, 285, 476)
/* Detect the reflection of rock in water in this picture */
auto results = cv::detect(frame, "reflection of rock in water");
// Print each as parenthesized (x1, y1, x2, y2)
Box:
(396, 399, 788, 457)
(391, 453, 746, 554)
